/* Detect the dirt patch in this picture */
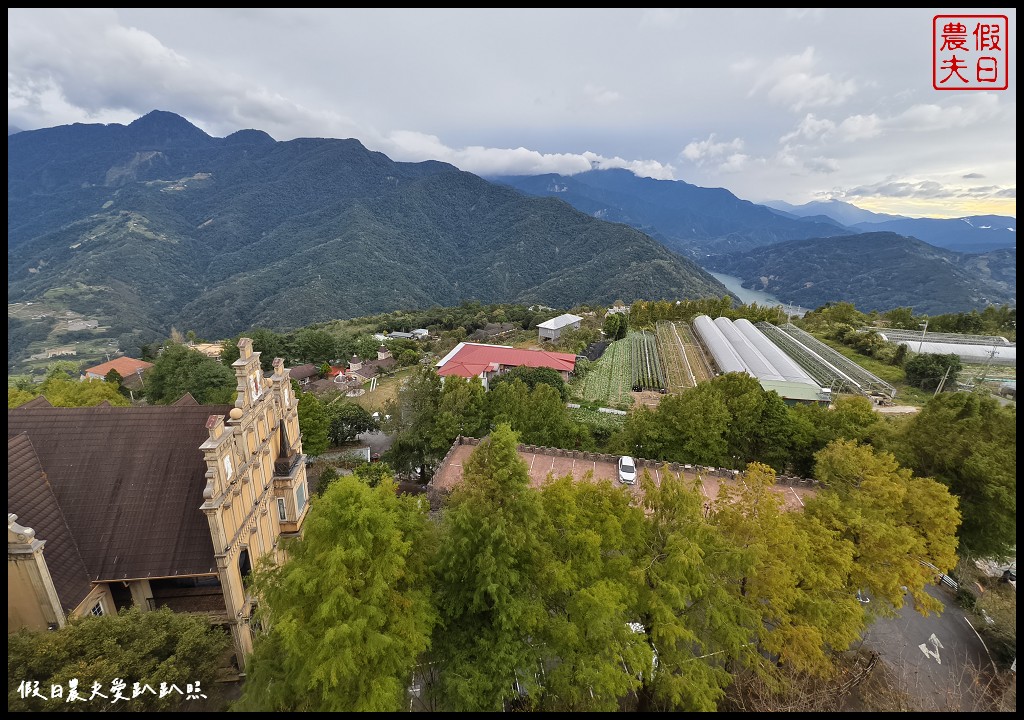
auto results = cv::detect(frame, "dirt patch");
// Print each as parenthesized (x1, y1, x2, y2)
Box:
(631, 389, 664, 409)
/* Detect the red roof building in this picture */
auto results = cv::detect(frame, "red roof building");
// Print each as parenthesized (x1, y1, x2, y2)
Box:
(435, 342, 576, 389)
(82, 357, 154, 381)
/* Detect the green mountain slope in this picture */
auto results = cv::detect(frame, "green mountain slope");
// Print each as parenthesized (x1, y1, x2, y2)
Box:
(711, 232, 1016, 314)
(8, 111, 731, 360)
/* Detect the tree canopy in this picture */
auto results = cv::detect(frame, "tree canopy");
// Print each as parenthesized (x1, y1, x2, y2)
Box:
(8, 608, 229, 712)
(145, 343, 236, 405)
(236, 474, 436, 712)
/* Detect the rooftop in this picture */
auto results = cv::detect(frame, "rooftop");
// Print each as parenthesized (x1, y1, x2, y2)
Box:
(83, 356, 153, 378)
(8, 402, 232, 587)
(435, 342, 576, 379)
(537, 313, 583, 330)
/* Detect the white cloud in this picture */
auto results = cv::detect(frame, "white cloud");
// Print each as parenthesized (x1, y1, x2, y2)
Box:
(780, 113, 837, 143)
(837, 114, 881, 141)
(583, 83, 621, 106)
(681, 134, 744, 164)
(833, 177, 1015, 201)
(381, 131, 675, 179)
(887, 93, 1003, 132)
(746, 47, 857, 111)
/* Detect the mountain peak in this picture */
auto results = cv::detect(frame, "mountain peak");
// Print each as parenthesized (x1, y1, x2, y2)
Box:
(127, 110, 211, 144)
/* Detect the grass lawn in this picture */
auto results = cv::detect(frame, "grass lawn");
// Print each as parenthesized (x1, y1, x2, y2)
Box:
(347, 365, 418, 412)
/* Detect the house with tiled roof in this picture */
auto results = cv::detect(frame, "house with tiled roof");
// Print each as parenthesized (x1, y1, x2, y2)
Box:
(348, 346, 397, 381)
(81, 356, 153, 382)
(435, 342, 577, 389)
(8, 338, 309, 670)
(286, 363, 320, 386)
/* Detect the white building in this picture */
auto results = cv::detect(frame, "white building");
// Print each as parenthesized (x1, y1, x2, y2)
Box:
(537, 313, 583, 342)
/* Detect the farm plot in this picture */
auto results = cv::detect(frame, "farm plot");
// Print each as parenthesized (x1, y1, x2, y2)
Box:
(656, 321, 697, 392)
(629, 331, 666, 392)
(571, 337, 633, 409)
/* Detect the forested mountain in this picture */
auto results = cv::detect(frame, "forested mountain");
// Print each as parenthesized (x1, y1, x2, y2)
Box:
(492, 168, 851, 258)
(7, 111, 730, 358)
(766, 200, 1015, 253)
(851, 215, 1016, 253)
(710, 232, 1016, 314)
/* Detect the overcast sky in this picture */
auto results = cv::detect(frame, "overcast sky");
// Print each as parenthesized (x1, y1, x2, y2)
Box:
(8, 8, 1016, 218)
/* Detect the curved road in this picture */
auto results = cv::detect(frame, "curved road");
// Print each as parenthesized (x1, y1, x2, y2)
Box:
(860, 583, 994, 711)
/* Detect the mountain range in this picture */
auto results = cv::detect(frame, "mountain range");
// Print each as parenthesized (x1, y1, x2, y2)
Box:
(8, 111, 1016, 369)
(765, 199, 1016, 253)
(495, 171, 1015, 314)
(7, 111, 730, 366)
(709, 232, 1015, 315)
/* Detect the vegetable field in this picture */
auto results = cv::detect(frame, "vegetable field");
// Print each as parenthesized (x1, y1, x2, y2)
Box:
(629, 331, 666, 392)
(570, 337, 633, 409)
(655, 321, 696, 392)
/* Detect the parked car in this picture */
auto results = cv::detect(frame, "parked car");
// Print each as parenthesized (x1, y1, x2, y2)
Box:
(618, 455, 637, 485)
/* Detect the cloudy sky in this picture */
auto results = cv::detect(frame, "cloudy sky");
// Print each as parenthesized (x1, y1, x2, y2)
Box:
(8, 8, 1016, 218)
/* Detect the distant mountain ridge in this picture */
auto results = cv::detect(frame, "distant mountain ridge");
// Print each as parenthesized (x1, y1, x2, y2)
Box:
(710, 232, 1016, 314)
(765, 198, 1015, 253)
(492, 169, 852, 258)
(7, 111, 731, 363)
(763, 198, 906, 225)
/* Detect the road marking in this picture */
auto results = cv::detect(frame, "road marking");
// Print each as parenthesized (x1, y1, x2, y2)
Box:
(918, 633, 944, 664)
(789, 487, 804, 507)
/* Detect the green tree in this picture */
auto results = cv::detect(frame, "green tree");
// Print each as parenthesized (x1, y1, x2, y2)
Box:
(8, 608, 229, 712)
(326, 401, 379, 445)
(904, 352, 962, 391)
(434, 375, 489, 444)
(145, 343, 236, 405)
(237, 475, 436, 711)
(398, 349, 420, 367)
(603, 314, 622, 340)
(352, 462, 395, 488)
(8, 374, 131, 409)
(431, 425, 552, 711)
(889, 392, 1016, 560)
(382, 367, 447, 478)
(536, 477, 652, 711)
(805, 440, 961, 615)
(616, 385, 730, 465)
(489, 366, 568, 401)
(635, 469, 757, 711)
(714, 463, 864, 678)
(297, 390, 330, 457)
(221, 328, 290, 370)
(787, 395, 883, 476)
(292, 328, 338, 365)
(488, 380, 574, 448)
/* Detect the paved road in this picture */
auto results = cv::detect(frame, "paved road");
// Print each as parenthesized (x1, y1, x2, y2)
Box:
(860, 584, 993, 711)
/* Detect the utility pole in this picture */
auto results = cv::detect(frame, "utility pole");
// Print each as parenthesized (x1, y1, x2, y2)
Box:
(917, 320, 928, 354)
(974, 347, 998, 386)
(934, 366, 952, 396)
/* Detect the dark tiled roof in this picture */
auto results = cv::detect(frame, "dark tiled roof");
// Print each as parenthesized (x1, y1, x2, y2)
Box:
(17, 395, 53, 409)
(7, 403, 232, 581)
(8, 434, 92, 612)
(289, 364, 319, 381)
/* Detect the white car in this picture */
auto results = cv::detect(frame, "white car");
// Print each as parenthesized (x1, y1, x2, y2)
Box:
(618, 456, 637, 485)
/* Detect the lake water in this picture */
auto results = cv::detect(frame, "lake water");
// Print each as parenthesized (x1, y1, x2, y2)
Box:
(709, 271, 806, 317)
